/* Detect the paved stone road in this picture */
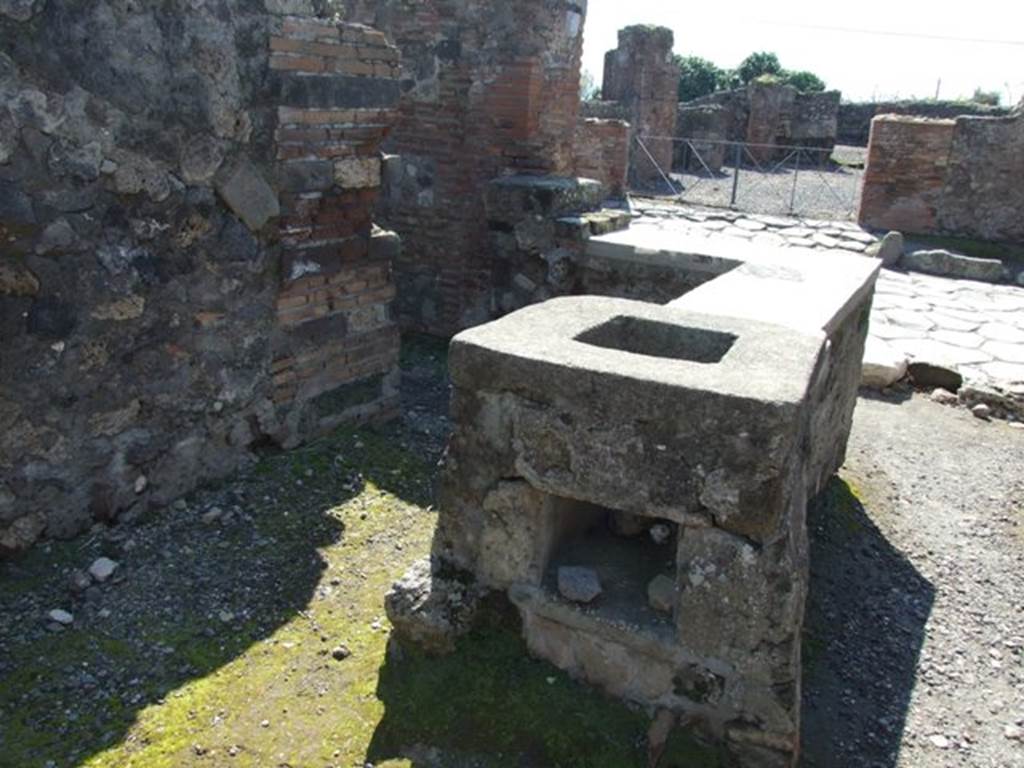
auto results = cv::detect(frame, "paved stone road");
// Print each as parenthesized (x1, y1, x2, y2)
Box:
(630, 201, 1024, 386)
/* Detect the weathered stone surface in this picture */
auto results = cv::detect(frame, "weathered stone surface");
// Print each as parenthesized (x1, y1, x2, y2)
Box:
(557, 566, 602, 603)
(0, 0, 37, 22)
(384, 558, 480, 655)
(334, 157, 381, 189)
(647, 574, 675, 614)
(0, 7, 402, 554)
(216, 161, 280, 232)
(426, 223, 876, 766)
(861, 336, 908, 389)
(859, 110, 1024, 242)
(901, 249, 1007, 284)
(908, 361, 963, 392)
(866, 231, 904, 267)
(341, 0, 588, 334)
(88, 557, 119, 583)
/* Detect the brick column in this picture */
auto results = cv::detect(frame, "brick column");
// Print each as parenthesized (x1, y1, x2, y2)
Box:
(267, 17, 404, 443)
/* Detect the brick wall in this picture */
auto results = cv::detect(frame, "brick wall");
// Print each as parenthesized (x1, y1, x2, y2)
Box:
(269, 17, 403, 439)
(857, 116, 956, 235)
(574, 118, 629, 197)
(340, 0, 588, 336)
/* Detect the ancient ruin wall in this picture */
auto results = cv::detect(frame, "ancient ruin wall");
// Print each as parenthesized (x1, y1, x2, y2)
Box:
(602, 25, 677, 184)
(858, 116, 956, 234)
(0, 3, 400, 553)
(859, 111, 1024, 242)
(340, 0, 589, 335)
(684, 85, 840, 156)
(939, 111, 1024, 243)
(573, 118, 629, 197)
(838, 100, 1012, 147)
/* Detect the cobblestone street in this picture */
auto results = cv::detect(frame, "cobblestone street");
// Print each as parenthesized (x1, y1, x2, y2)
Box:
(630, 200, 1024, 387)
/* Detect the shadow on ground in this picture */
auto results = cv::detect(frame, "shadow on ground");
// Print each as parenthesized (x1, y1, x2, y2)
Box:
(0, 416, 435, 768)
(365, 602, 726, 768)
(801, 478, 935, 768)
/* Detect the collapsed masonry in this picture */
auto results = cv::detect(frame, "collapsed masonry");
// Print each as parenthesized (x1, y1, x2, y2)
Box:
(388, 227, 880, 767)
(1, 4, 403, 552)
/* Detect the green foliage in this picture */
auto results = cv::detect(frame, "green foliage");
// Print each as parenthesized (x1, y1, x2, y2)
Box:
(580, 69, 601, 101)
(676, 50, 827, 101)
(674, 55, 726, 102)
(736, 51, 782, 84)
(783, 69, 827, 92)
(971, 87, 1001, 106)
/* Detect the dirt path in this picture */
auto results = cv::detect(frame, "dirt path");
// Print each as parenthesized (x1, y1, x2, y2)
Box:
(802, 393, 1024, 767)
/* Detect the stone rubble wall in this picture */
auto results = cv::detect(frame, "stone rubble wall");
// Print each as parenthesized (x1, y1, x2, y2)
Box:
(858, 110, 1024, 243)
(838, 100, 1012, 147)
(339, 0, 589, 336)
(0, 1, 400, 554)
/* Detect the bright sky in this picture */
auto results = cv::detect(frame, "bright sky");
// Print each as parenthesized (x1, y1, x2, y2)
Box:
(582, 0, 1024, 104)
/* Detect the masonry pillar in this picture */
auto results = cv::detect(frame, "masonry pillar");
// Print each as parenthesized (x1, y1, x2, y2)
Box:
(339, 0, 589, 335)
(602, 26, 678, 187)
(267, 16, 403, 445)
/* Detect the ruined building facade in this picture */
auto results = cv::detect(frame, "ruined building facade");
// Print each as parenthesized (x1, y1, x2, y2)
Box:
(338, 0, 595, 335)
(0, 3, 402, 552)
(859, 107, 1024, 243)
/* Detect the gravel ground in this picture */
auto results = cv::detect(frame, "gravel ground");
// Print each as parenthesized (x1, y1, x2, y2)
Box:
(636, 145, 866, 221)
(1, 334, 1022, 767)
(803, 391, 1024, 768)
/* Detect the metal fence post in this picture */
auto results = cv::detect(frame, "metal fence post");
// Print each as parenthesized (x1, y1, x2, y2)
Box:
(730, 142, 741, 208)
(789, 150, 800, 214)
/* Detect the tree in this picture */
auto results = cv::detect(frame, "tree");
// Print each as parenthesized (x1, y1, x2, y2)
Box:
(971, 87, 1001, 106)
(675, 55, 726, 102)
(782, 70, 826, 92)
(580, 69, 601, 101)
(736, 51, 782, 85)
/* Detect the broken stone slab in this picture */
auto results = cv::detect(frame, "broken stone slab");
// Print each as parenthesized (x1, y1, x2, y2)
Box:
(384, 558, 480, 655)
(215, 160, 280, 232)
(861, 336, 908, 389)
(901, 249, 1007, 284)
(557, 566, 602, 604)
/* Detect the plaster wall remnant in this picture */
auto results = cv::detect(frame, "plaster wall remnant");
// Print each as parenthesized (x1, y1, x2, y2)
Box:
(338, 0, 592, 336)
(858, 106, 1024, 242)
(0, 3, 401, 554)
(601, 25, 678, 185)
(388, 222, 880, 768)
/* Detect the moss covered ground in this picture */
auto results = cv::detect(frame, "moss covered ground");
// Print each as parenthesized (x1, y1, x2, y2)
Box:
(0, 337, 723, 768)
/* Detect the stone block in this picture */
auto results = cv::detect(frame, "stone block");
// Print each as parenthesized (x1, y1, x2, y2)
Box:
(216, 160, 280, 231)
